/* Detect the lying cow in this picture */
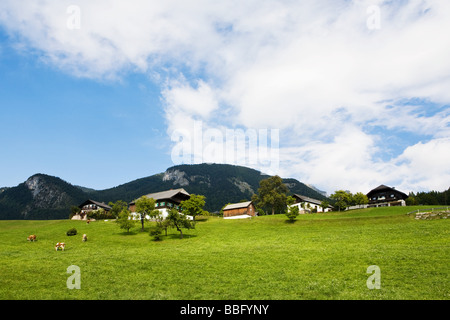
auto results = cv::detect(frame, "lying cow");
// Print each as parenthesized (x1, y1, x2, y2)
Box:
(27, 235, 36, 242)
(82, 234, 87, 242)
(55, 242, 65, 251)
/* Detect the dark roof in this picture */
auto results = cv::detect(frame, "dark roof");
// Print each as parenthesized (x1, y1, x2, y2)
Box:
(79, 199, 112, 210)
(366, 185, 408, 198)
(130, 188, 190, 205)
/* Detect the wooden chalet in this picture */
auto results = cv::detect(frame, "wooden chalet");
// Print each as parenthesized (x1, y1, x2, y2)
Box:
(222, 201, 256, 218)
(73, 199, 112, 220)
(366, 185, 408, 207)
(129, 188, 191, 219)
(291, 194, 332, 213)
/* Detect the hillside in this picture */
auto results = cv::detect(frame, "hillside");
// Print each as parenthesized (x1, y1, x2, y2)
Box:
(0, 163, 327, 220)
(0, 174, 87, 220)
(84, 163, 329, 212)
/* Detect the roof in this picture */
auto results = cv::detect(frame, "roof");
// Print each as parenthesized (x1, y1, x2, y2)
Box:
(130, 188, 190, 204)
(367, 185, 408, 198)
(223, 201, 253, 211)
(293, 194, 324, 206)
(79, 199, 112, 210)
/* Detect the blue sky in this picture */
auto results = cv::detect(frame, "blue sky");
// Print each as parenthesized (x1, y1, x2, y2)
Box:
(0, 0, 449, 194)
(0, 30, 171, 188)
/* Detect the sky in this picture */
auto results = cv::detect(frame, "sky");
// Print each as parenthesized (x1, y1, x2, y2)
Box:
(0, 0, 449, 195)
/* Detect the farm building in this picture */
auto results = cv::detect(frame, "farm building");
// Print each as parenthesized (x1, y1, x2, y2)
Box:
(222, 201, 256, 219)
(73, 199, 112, 220)
(366, 185, 408, 207)
(290, 194, 332, 213)
(129, 188, 191, 220)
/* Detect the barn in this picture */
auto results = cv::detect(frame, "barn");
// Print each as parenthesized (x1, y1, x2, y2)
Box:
(222, 201, 256, 219)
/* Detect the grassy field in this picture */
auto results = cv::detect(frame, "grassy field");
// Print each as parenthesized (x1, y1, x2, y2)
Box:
(0, 206, 448, 300)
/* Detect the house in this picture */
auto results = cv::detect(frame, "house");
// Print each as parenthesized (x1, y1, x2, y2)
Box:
(222, 201, 256, 219)
(72, 199, 112, 220)
(290, 194, 332, 213)
(129, 188, 191, 220)
(366, 185, 408, 207)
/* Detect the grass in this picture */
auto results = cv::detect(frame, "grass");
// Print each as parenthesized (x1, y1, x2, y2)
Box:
(0, 206, 448, 300)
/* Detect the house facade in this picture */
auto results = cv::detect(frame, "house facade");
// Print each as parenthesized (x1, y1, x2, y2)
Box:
(366, 185, 408, 207)
(129, 188, 191, 220)
(223, 201, 256, 218)
(290, 194, 332, 213)
(73, 199, 112, 220)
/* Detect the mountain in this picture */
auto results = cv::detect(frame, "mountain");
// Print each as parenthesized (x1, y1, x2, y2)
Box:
(0, 174, 87, 219)
(0, 164, 329, 220)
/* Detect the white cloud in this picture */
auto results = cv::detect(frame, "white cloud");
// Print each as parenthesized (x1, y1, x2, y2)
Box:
(393, 138, 450, 192)
(1, 0, 449, 193)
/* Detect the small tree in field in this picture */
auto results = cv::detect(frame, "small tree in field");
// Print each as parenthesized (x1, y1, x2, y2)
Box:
(116, 209, 135, 233)
(285, 196, 299, 222)
(166, 208, 194, 239)
(149, 225, 163, 241)
(286, 205, 300, 222)
(135, 196, 159, 231)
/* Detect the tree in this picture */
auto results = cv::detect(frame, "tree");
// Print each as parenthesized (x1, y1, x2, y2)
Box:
(180, 194, 206, 222)
(253, 176, 289, 215)
(69, 205, 81, 219)
(320, 200, 330, 213)
(116, 208, 135, 233)
(285, 196, 299, 222)
(286, 205, 300, 222)
(330, 190, 352, 212)
(166, 208, 194, 239)
(353, 192, 369, 208)
(135, 196, 160, 231)
(406, 192, 418, 206)
(149, 225, 163, 241)
(108, 200, 128, 218)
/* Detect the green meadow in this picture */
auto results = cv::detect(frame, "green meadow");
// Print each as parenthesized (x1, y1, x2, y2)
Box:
(0, 206, 448, 300)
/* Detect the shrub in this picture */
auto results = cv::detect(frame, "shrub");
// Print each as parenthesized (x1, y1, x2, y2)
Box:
(285, 205, 299, 222)
(149, 226, 163, 241)
(66, 228, 77, 236)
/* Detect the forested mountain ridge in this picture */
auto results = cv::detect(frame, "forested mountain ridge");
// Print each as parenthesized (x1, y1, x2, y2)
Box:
(0, 163, 327, 219)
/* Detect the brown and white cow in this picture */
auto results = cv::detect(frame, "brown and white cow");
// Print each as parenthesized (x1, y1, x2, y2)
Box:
(55, 242, 65, 251)
(27, 235, 36, 242)
(82, 234, 87, 242)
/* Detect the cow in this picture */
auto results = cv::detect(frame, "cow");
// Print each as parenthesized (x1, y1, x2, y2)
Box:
(27, 235, 36, 242)
(82, 234, 87, 242)
(55, 242, 65, 251)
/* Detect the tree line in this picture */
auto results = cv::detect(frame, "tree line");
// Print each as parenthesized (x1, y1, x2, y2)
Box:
(406, 188, 450, 206)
